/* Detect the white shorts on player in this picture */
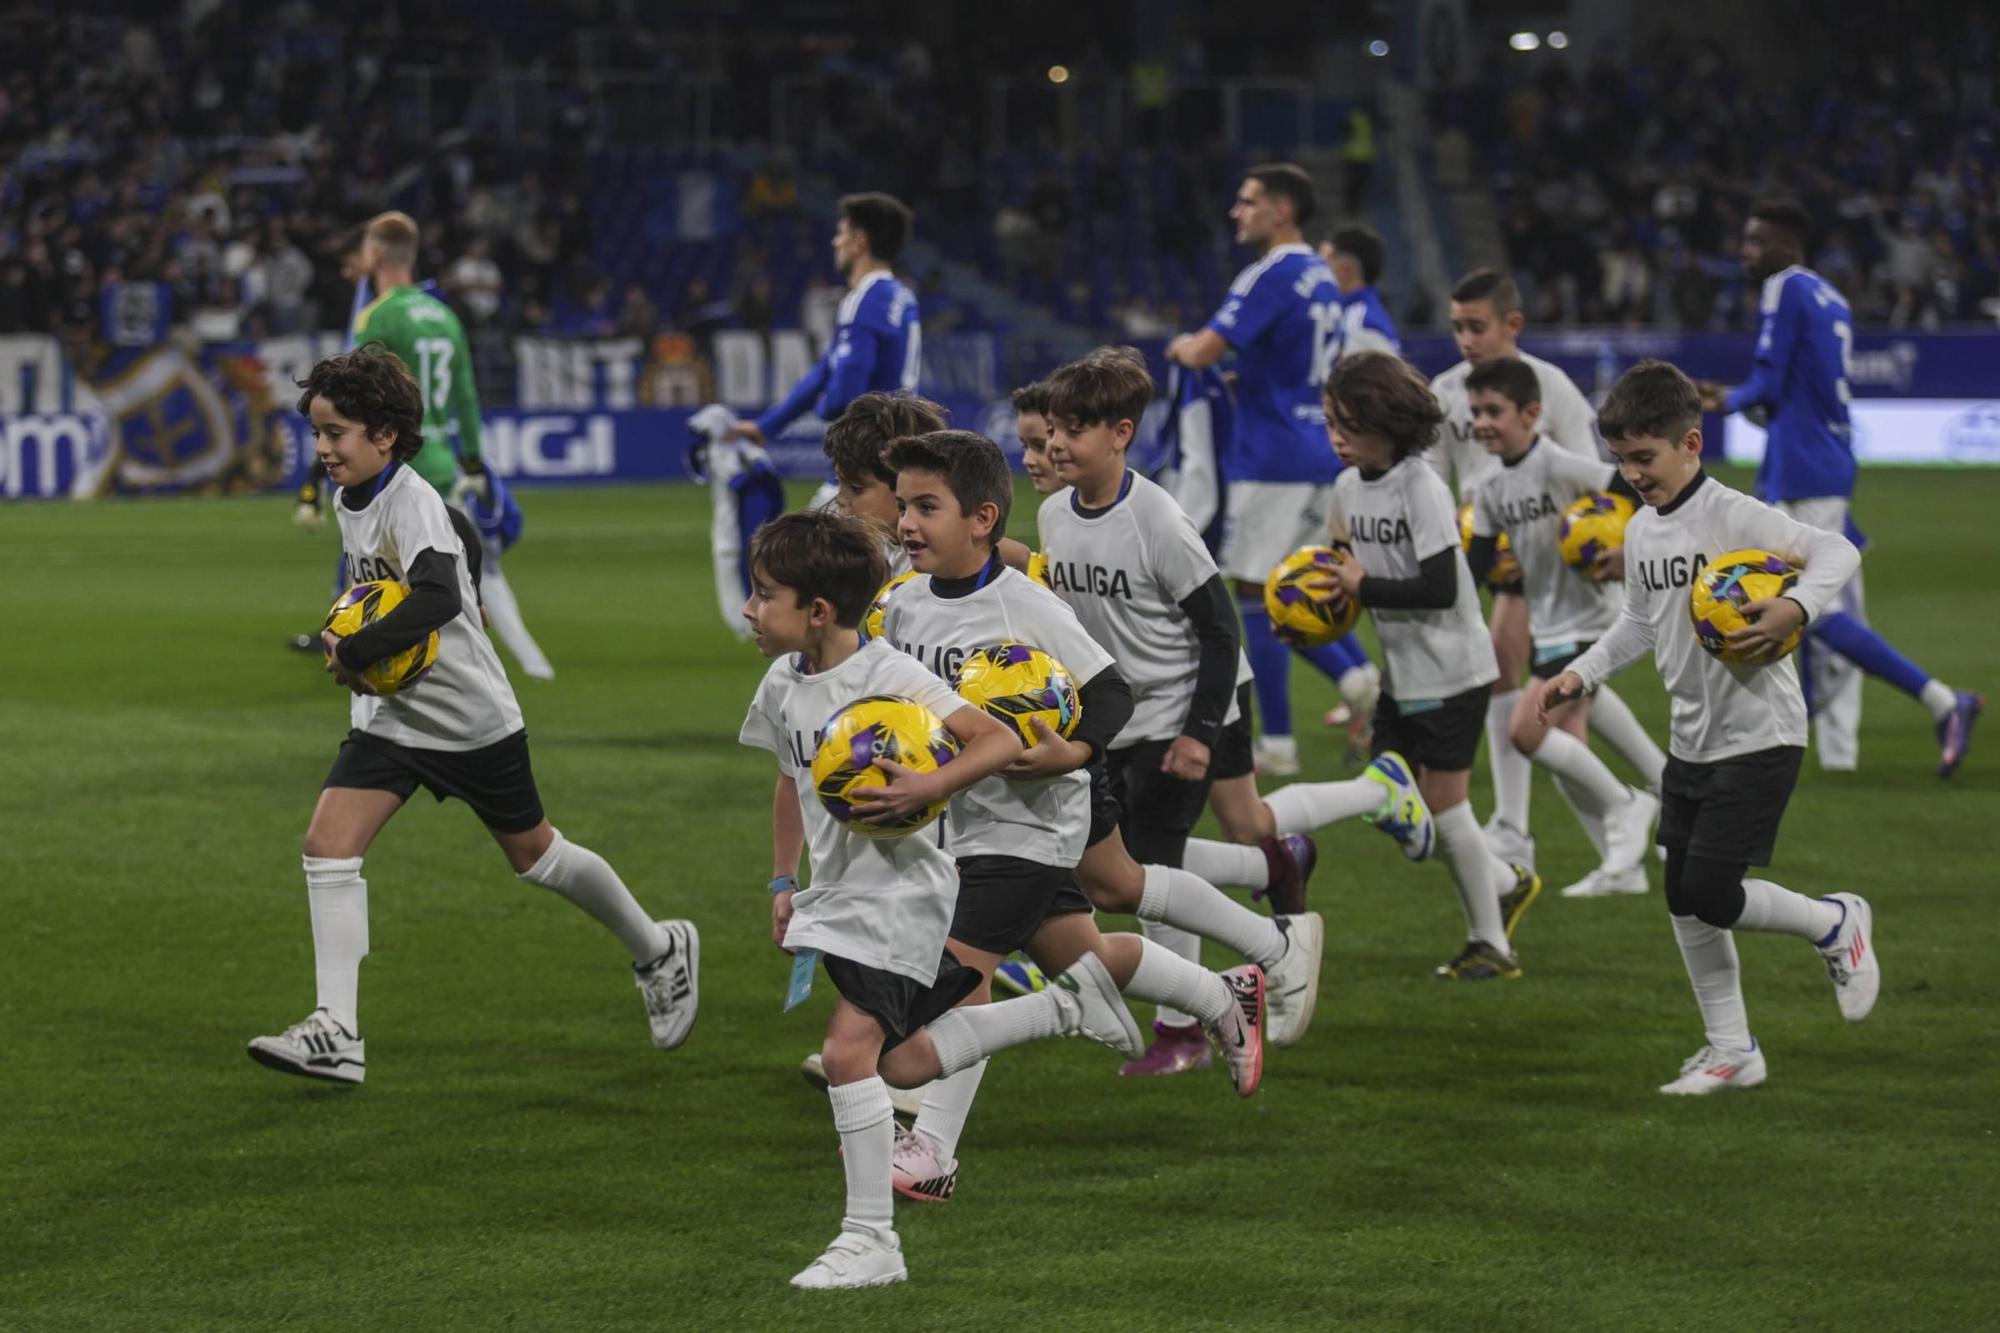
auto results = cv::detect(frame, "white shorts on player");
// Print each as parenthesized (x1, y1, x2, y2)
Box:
(1216, 480, 1337, 582)
(1773, 496, 1863, 769)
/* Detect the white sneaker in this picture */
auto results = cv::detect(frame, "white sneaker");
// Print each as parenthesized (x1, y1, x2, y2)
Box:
(247, 1008, 365, 1084)
(1481, 815, 1535, 872)
(789, 1230, 908, 1289)
(1253, 736, 1301, 777)
(1262, 912, 1324, 1047)
(1206, 965, 1266, 1097)
(1658, 1041, 1767, 1096)
(799, 1053, 928, 1119)
(890, 1125, 957, 1203)
(1816, 893, 1880, 1022)
(634, 919, 699, 1051)
(1559, 865, 1650, 898)
(1600, 788, 1659, 873)
(1050, 952, 1144, 1057)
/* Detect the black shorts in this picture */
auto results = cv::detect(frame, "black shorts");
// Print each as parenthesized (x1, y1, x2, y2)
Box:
(1370, 683, 1491, 774)
(1085, 756, 1123, 849)
(1657, 746, 1803, 867)
(822, 949, 982, 1052)
(1104, 739, 1214, 866)
(1529, 639, 1596, 681)
(950, 855, 1094, 955)
(323, 728, 546, 834)
(1210, 682, 1256, 783)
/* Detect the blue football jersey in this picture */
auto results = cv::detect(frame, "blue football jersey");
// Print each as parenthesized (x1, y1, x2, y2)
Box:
(1206, 243, 1342, 484)
(1331, 284, 1400, 363)
(1726, 266, 1856, 501)
(756, 269, 922, 438)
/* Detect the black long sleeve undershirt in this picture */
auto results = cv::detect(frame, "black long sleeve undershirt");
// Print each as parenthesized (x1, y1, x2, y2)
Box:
(1072, 664, 1135, 762)
(1175, 573, 1241, 748)
(335, 548, 461, 669)
(1466, 534, 1500, 586)
(1359, 548, 1459, 610)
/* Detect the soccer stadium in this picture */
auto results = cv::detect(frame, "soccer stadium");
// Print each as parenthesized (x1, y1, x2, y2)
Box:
(5, 0, 1997, 1323)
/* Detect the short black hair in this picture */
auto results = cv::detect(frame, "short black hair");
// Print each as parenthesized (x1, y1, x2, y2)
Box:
(1324, 351, 1444, 459)
(1450, 267, 1522, 316)
(1749, 199, 1812, 252)
(1464, 355, 1542, 409)
(838, 192, 914, 263)
(295, 343, 425, 462)
(823, 391, 949, 489)
(1010, 380, 1051, 418)
(1043, 346, 1154, 430)
(885, 429, 1013, 544)
(1245, 162, 1317, 228)
(748, 509, 888, 627)
(1599, 359, 1703, 445)
(1329, 224, 1387, 285)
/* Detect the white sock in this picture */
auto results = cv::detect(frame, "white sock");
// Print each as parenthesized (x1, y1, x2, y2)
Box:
(1181, 838, 1270, 889)
(1670, 914, 1751, 1051)
(924, 989, 1064, 1075)
(1531, 728, 1630, 814)
(1139, 863, 1286, 968)
(305, 855, 368, 1033)
(1433, 801, 1511, 949)
(480, 560, 555, 680)
(1339, 662, 1381, 714)
(912, 1059, 987, 1160)
(1264, 778, 1383, 834)
(1136, 921, 1204, 1027)
(828, 1077, 897, 1243)
(1920, 678, 1956, 720)
(1487, 692, 1533, 829)
(1588, 686, 1667, 787)
(519, 830, 668, 963)
(1552, 775, 1607, 856)
(1123, 935, 1232, 1024)
(1258, 733, 1298, 761)
(1735, 878, 1843, 941)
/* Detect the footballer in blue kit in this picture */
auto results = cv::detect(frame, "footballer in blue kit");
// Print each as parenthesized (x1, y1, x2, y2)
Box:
(1166, 163, 1379, 777)
(1321, 223, 1401, 364)
(1698, 201, 1981, 777)
(730, 192, 923, 450)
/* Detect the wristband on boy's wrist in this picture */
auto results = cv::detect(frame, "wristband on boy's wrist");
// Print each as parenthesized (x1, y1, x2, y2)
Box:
(769, 874, 798, 895)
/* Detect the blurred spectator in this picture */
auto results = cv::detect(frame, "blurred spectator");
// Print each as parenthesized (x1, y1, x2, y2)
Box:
(615, 284, 660, 340)
(446, 236, 505, 326)
(800, 273, 842, 349)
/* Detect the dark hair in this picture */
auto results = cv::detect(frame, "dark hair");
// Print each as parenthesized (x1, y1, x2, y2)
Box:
(295, 343, 424, 462)
(1245, 162, 1317, 227)
(1450, 267, 1522, 316)
(1010, 380, 1051, 417)
(1324, 351, 1444, 458)
(823, 391, 949, 488)
(1464, 355, 1542, 409)
(1749, 199, 1812, 251)
(748, 509, 888, 627)
(885, 429, 1013, 543)
(1599, 359, 1703, 445)
(1329, 223, 1387, 285)
(1043, 346, 1154, 430)
(837, 192, 914, 262)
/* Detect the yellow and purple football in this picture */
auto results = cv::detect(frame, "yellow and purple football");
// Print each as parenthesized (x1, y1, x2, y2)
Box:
(810, 694, 961, 838)
(323, 580, 440, 696)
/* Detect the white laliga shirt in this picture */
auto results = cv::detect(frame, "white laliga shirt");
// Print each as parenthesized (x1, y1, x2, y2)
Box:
(739, 638, 974, 985)
(335, 463, 523, 751)
(1470, 440, 1624, 649)
(882, 564, 1114, 867)
(1430, 351, 1599, 501)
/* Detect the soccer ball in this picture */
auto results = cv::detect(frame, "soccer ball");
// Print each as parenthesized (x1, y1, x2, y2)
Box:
(1026, 551, 1051, 587)
(810, 694, 961, 839)
(323, 580, 440, 695)
(1558, 492, 1636, 569)
(1689, 549, 1802, 665)
(861, 571, 919, 640)
(1457, 502, 1522, 587)
(953, 642, 1081, 744)
(1263, 545, 1359, 645)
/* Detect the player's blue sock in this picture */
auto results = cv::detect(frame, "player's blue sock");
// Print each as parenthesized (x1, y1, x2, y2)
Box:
(1811, 611, 1931, 700)
(1240, 596, 1294, 738)
(1299, 632, 1367, 683)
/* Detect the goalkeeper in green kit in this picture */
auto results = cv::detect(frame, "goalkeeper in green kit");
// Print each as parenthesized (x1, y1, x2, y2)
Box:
(293, 212, 554, 679)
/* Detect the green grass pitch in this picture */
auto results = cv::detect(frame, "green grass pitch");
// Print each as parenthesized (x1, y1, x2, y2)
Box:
(2, 468, 1995, 1330)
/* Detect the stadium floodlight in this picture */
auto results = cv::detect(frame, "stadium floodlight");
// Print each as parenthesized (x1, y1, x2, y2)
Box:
(1366, 39, 1390, 57)
(1509, 32, 1541, 51)
(1048, 64, 1070, 84)
(1547, 31, 1570, 49)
